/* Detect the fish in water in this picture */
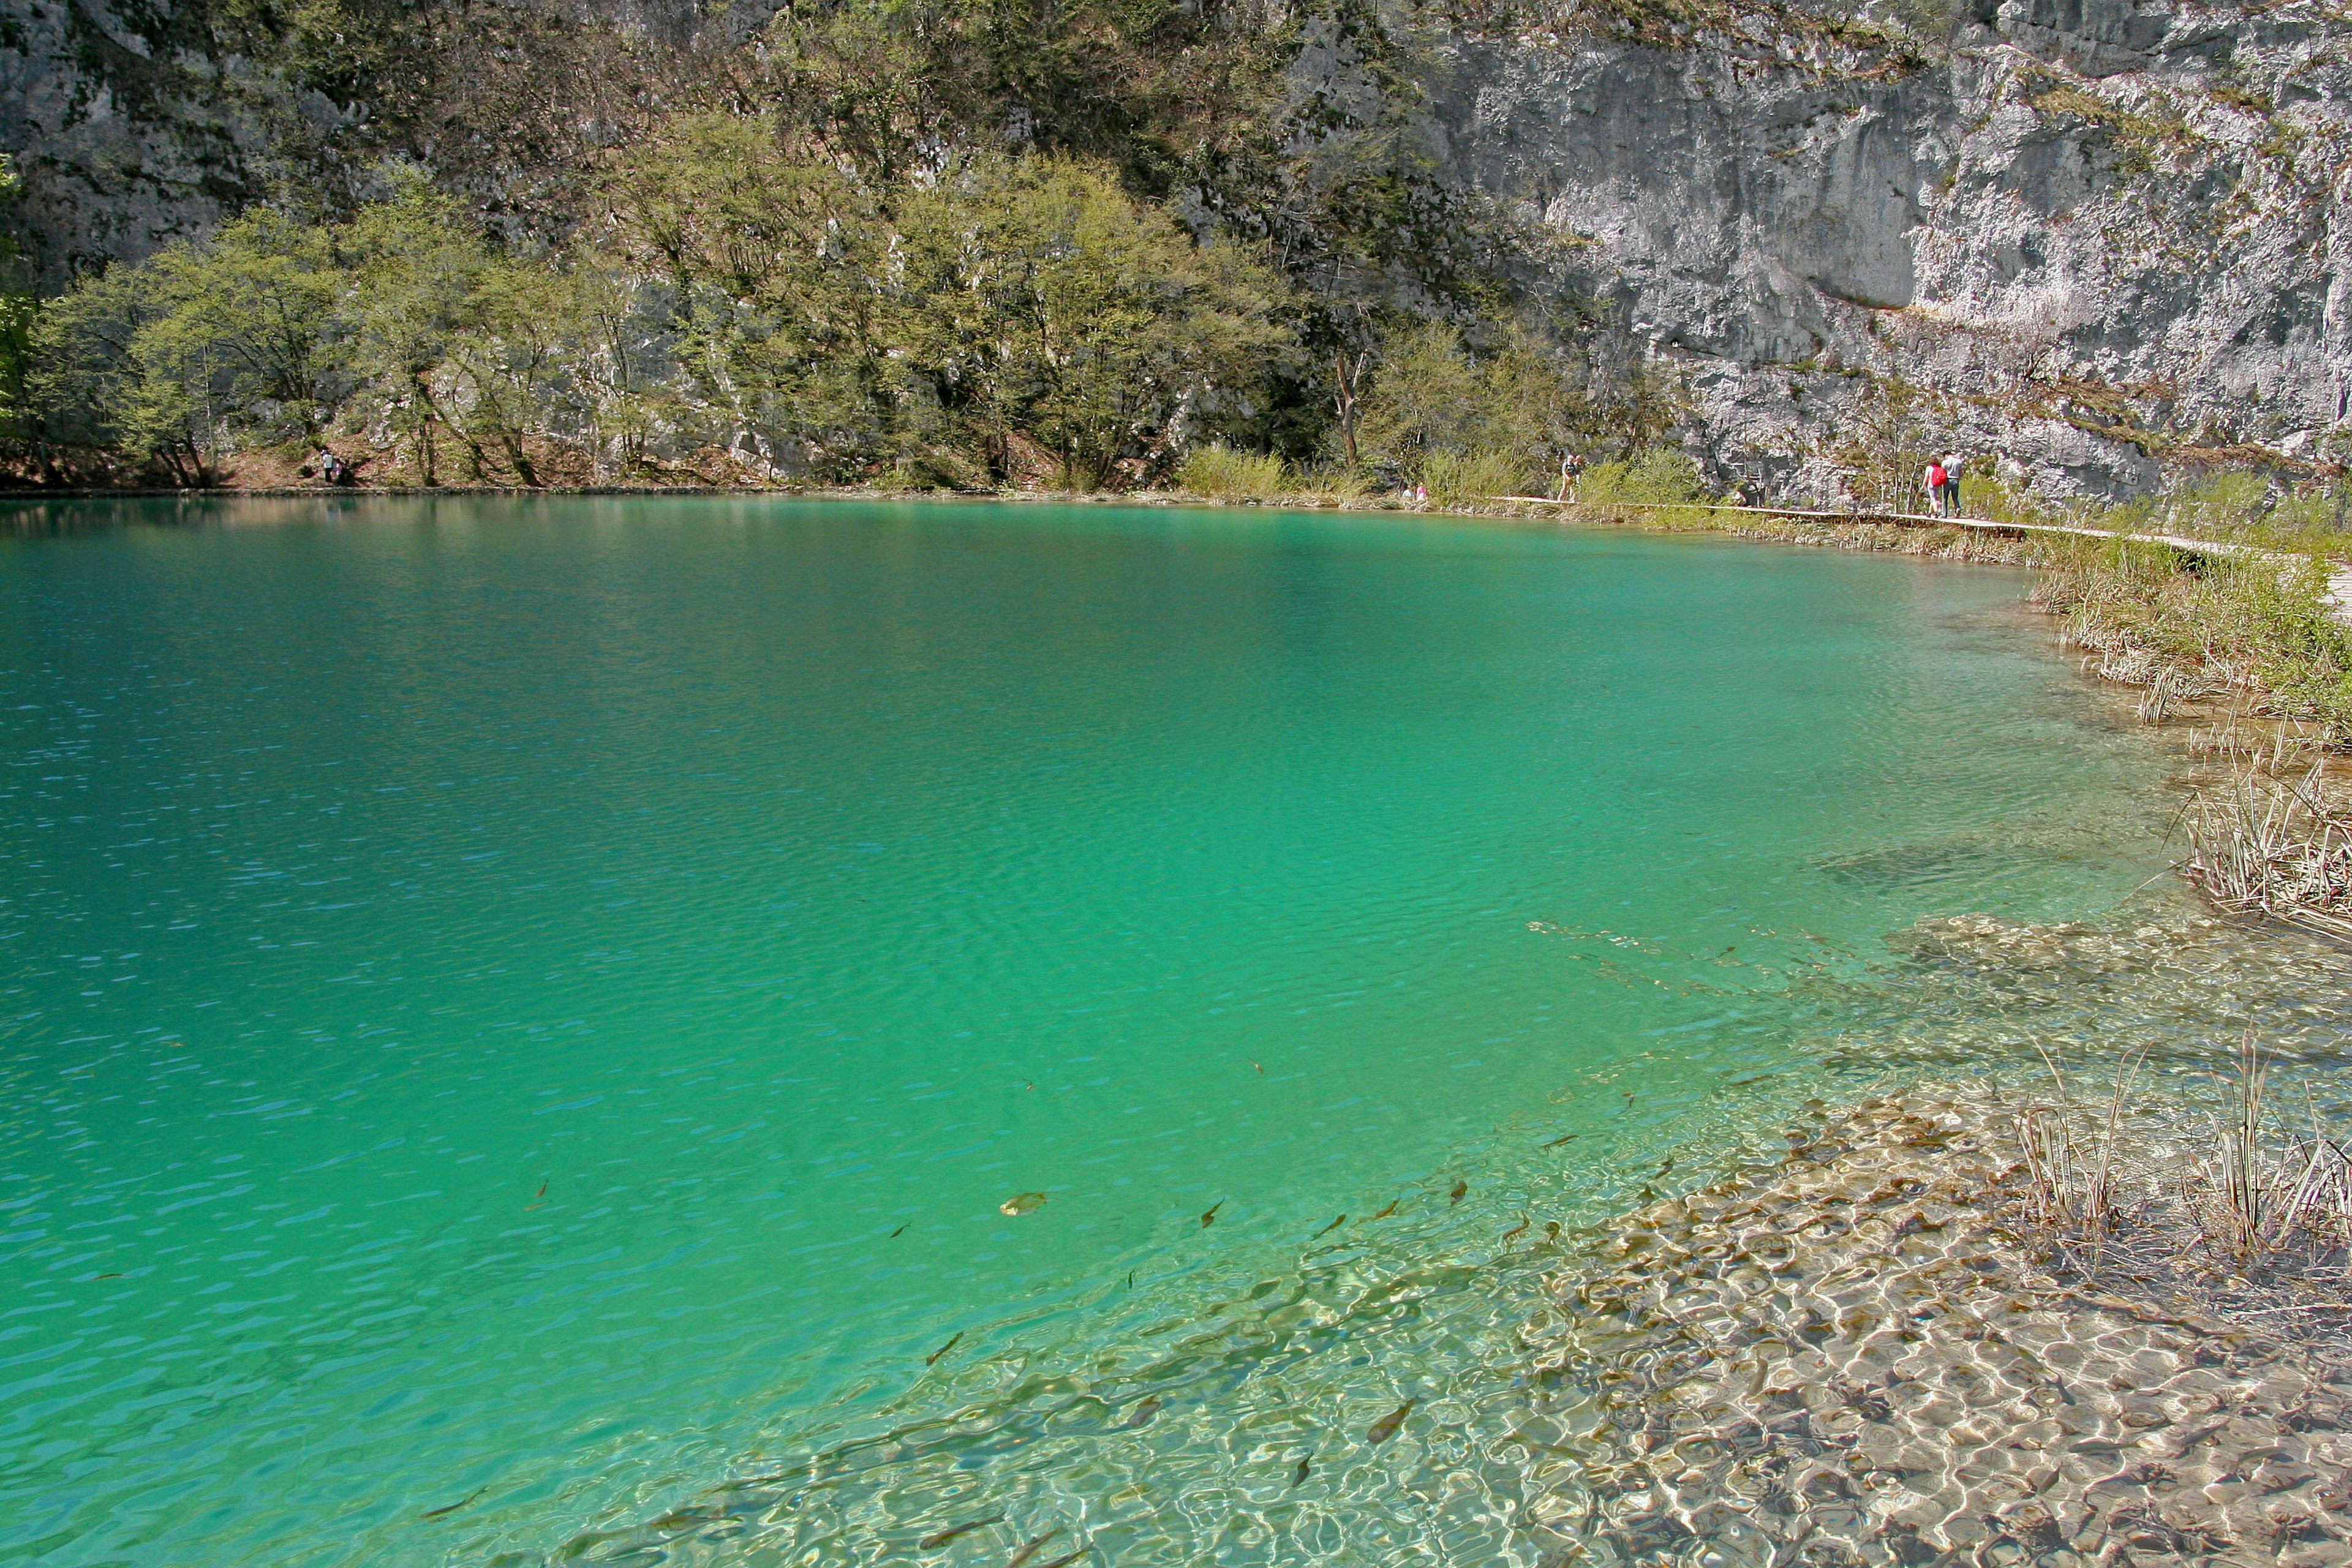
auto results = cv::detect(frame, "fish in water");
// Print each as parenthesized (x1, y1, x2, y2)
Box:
(419, 1485, 487, 1521)
(1291, 1453, 1312, 1487)
(1006, 1529, 1065, 1568)
(1656, 1158, 1673, 1178)
(1311, 1214, 1345, 1238)
(925, 1331, 964, 1366)
(890, 1223, 908, 1238)
(1449, 1179, 1467, 1205)
(1125, 1395, 1163, 1428)
(92, 1272, 123, 1280)
(1369, 1199, 1398, 1221)
(1000, 1191, 1047, 1216)
(918, 1515, 1003, 1550)
(1545, 1221, 1561, 1242)
(1542, 1133, 1578, 1148)
(1250, 1060, 1264, 1074)
(1034, 1551, 1089, 1568)
(1367, 1401, 1415, 1444)
(1624, 1093, 1634, 1107)
(1200, 1200, 1223, 1229)
(1499, 1215, 1529, 1244)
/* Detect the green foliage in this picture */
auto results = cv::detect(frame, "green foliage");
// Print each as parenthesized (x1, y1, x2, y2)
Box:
(899, 157, 1290, 489)
(0, 155, 34, 447)
(1578, 447, 1703, 507)
(33, 208, 341, 480)
(1352, 320, 1615, 479)
(1420, 450, 1528, 506)
(1178, 445, 1293, 502)
(2035, 538, 2352, 741)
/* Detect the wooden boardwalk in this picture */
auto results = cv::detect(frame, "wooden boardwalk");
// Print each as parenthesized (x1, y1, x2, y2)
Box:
(1502, 496, 2352, 623)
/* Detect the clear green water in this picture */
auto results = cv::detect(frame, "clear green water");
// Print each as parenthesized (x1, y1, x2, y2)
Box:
(0, 497, 2174, 1567)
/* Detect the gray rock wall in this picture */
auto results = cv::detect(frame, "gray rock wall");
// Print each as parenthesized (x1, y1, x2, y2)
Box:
(1415, 0, 2352, 501)
(5, 0, 2345, 501)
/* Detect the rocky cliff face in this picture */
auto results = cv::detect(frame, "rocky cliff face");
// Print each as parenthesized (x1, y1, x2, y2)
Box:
(6, 0, 2347, 502)
(1409, 0, 2352, 500)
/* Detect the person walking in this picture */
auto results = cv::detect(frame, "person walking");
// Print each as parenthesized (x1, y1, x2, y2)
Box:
(1556, 451, 1583, 503)
(1923, 458, 1947, 518)
(1940, 453, 1964, 518)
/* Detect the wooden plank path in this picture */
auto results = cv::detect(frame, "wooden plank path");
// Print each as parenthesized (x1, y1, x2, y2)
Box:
(1501, 496, 2352, 624)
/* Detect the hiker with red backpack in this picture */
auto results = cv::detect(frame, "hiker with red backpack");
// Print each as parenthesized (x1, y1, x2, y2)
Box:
(1923, 458, 1948, 517)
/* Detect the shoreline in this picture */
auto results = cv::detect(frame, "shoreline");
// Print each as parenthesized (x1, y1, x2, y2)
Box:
(16, 481, 2350, 1564)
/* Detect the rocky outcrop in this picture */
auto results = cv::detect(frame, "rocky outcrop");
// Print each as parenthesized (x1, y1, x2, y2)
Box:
(1415, 0, 2352, 500)
(4, 0, 2347, 502)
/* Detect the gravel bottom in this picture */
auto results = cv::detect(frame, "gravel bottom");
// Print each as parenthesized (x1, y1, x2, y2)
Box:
(1517, 1093, 2352, 1568)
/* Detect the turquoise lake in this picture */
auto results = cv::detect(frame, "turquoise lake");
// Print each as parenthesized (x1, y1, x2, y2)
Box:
(0, 497, 2179, 1567)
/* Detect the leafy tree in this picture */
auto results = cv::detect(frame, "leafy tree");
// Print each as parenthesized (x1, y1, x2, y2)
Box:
(898, 157, 1292, 488)
(34, 207, 342, 480)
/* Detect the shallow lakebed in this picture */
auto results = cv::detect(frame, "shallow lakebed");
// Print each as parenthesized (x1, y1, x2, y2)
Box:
(0, 496, 2252, 1566)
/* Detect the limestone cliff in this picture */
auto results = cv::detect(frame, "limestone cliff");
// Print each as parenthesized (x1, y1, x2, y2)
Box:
(1400, 0, 2352, 499)
(4, 0, 2347, 500)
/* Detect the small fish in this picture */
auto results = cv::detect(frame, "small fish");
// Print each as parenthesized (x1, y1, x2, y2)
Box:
(1006, 1529, 1065, 1568)
(1311, 1214, 1346, 1238)
(1250, 1060, 1264, 1074)
(1034, 1551, 1088, 1568)
(1623, 1092, 1634, 1106)
(1370, 1199, 1398, 1221)
(1124, 1395, 1163, 1428)
(92, 1272, 123, 1280)
(925, 1331, 963, 1366)
(918, 1515, 1003, 1550)
(1542, 1133, 1579, 1148)
(1126, 1270, 1134, 1289)
(1656, 1158, 1674, 1178)
(1200, 1200, 1223, 1229)
(1000, 1191, 1046, 1216)
(1545, 1221, 1561, 1242)
(419, 1485, 486, 1520)
(1500, 1214, 1529, 1244)
(891, 1223, 909, 1238)
(533, 1181, 547, 1200)
(1449, 1179, 1467, 1205)
(1024, 1081, 1035, 1091)
(1367, 1400, 1415, 1444)
(1291, 1453, 1312, 1487)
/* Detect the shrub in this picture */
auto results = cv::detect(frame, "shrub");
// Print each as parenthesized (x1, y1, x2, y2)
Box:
(1421, 449, 1526, 507)
(1178, 443, 1291, 502)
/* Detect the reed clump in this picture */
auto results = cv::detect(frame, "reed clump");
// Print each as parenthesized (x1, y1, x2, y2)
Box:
(2182, 758, 2352, 939)
(2013, 1035, 2352, 1304)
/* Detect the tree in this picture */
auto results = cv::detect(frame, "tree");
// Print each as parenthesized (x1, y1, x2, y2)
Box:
(34, 206, 342, 480)
(899, 157, 1291, 487)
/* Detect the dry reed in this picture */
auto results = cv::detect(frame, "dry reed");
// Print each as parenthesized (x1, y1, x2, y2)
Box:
(2182, 758, 2352, 939)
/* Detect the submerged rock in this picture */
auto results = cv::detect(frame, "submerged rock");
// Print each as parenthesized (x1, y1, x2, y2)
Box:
(1528, 1091, 2352, 1567)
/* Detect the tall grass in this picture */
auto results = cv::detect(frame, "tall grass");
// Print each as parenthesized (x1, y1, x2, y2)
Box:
(2184, 759, 2352, 938)
(2032, 537, 2352, 740)
(1573, 447, 1716, 527)
(2015, 1036, 2352, 1278)
(1177, 445, 1291, 503)
(1419, 450, 1526, 507)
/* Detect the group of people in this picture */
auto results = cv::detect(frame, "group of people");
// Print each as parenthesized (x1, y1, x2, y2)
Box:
(1923, 453, 1967, 518)
(311, 450, 358, 487)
